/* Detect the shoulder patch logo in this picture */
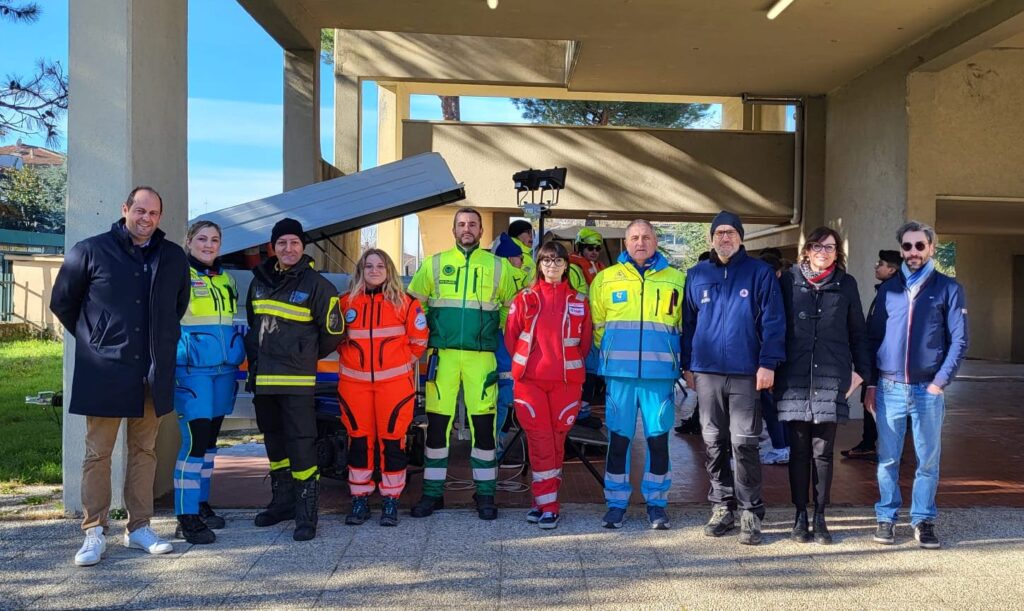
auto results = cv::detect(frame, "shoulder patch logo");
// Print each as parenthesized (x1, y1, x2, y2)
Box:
(701, 289, 711, 304)
(442, 264, 456, 276)
(344, 308, 357, 323)
(612, 290, 628, 304)
(290, 290, 309, 304)
(414, 312, 428, 330)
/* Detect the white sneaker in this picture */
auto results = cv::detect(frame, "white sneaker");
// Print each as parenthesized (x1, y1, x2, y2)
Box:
(124, 525, 173, 555)
(74, 526, 106, 566)
(761, 447, 791, 465)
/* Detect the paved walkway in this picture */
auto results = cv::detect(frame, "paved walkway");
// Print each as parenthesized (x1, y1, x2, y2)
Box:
(1, 505, 1022, 610)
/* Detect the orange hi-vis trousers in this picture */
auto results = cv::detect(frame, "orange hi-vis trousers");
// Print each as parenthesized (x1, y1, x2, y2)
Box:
(338, 375, 416, 498)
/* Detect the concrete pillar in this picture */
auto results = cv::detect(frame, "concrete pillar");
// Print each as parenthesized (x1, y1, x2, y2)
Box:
(65, 0, 188, 516)
(721, 98, 744, 130)
(284, 48, 320, 191)
(375, 82, 409, 261)
(332, 38, 362, 272)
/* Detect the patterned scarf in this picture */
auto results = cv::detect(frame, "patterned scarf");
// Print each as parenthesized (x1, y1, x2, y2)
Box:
(799, 261, 835, 288)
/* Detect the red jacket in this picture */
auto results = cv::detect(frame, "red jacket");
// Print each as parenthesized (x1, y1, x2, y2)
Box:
(337, 289, 428, 383)
(504, 280, 592, 383)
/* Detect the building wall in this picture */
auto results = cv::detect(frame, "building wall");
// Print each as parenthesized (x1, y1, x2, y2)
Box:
(907, 48, 1024, 360)
(8, 255, 63, 337)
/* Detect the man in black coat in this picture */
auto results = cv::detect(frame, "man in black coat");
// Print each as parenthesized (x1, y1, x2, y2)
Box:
(50, 186, 190, 567)
(841, 249, 900, 460)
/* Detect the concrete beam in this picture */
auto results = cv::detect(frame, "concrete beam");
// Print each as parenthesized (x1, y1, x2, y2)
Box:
(916, 3, 1024, 73)
(236, 0, 318, 49)
(66, 0, 188, 515)
(374, 83, 409, 261)
(336, 30, 567, 87)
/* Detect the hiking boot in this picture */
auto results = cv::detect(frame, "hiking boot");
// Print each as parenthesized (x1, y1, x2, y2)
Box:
(914, 521, 940, 549)
(124, 526, 173, 555)
(703, 507, 736, 537)
(410, 494, 444, 518)
(379, 497, 399, 527)
(602, 507, 626, 529)
(647, 506, 671, 530)
(791, 509, 812, 543)
(526, 508, 543, 523)
(198, 502, 225, 530)
(538, 512, 560, 530)
(813, 511, 832, 545)
(255, 470, 295, 527)
(873, 521, 896, 545)
(738, 511, 763, 545)
(475, 494, 498, 521)
(175, 514, 216, 545)
(841, 443, 877, 460)
(74, 526, 106, 567)
(345, 495, 371, 526)
(292, 479, 319, 541)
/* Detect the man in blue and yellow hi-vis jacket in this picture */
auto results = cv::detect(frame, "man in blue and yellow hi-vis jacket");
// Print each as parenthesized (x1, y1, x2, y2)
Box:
(590, 219, 686, 531)
(245, 218, 344, 542)
(682, 211, 785, 546)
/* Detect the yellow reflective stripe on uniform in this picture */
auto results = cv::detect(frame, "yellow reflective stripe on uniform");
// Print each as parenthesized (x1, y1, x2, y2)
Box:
(252, 299, 313, 322)
(180, 314, 224, 326)
(255, 374, 316, 386)
(269, 458, 291, 471)
(605, 320, 678, 333)
(347, 325, 405, 339)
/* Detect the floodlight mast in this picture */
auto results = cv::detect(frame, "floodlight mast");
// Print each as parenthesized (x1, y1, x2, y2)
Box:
(512, 167, 567, 248)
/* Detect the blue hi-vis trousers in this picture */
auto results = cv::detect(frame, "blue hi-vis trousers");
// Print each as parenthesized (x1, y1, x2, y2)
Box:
(173, 370, 236, 515)
(603, 377, 675, 508)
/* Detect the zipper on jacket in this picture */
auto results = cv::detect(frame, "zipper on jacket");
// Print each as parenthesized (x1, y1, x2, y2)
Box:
(904, 290, 913, 384)
(637, 266, 645, 378)
(368, 294, 377, 382)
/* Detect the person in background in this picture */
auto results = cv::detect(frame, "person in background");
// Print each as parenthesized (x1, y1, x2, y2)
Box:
(337, 249, 428, 527)
(505, 241, 592, 529)
(756, 252, 790, 466)
(172, 220, 245, 544)
(507, 219, 537, 280)
(774, 227, 871, 545)
(842, 249, 901, 460)
(491, 233, 529, 463)
(674, 251, 711, 437)
(568, 227, 608, 428)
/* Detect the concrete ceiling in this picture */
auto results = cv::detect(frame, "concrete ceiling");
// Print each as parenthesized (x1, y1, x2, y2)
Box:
(293, 0, 991, 95)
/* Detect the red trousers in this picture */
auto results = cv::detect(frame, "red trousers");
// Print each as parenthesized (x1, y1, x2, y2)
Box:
(337, 375, 416, 498)
(513, 379, 581, 513)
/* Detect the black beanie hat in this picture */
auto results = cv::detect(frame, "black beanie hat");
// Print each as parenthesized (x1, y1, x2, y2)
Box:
(271, 217, 305, 245)
(878, 249, 901, 267)
(710, 210, 744, 239)
(508, 220, 533, 240)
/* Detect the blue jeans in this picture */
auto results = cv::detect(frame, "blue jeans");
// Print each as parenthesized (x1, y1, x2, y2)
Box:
(874, 379, 945, 525)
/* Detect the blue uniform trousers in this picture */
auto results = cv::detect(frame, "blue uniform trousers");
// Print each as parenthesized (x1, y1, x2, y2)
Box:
(603, 377, 675, 508)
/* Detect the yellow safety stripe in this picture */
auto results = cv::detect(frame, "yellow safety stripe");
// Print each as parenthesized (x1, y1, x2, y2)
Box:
(180, 314, 225, 326)
(292, 465, 319, 481)
(252, 299, 313, 322)
(255, 374, 316, 386)
(269, 458, 291, 471)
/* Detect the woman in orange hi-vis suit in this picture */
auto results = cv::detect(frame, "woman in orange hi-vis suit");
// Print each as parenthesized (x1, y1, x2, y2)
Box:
(337, 249, 429, 527)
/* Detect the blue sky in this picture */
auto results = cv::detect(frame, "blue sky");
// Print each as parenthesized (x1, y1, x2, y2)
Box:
(3, 1, 753, 220)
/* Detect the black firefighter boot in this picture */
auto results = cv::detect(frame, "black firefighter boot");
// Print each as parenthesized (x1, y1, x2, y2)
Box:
(292, 478, 319, 541)
(254, 470, 295, 527)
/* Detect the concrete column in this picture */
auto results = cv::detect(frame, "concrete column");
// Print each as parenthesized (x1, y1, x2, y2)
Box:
(65, 0, 188, 516)
(284, 48, 320, 191)
(375, 82, 409, 261)
(332, 34, 362, 272)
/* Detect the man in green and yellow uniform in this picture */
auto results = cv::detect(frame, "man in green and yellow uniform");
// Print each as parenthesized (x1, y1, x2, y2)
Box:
(408, 208, 518, 520)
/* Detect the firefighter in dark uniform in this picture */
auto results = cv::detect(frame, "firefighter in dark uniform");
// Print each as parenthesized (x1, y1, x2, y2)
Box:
(246, 218, 345, 541)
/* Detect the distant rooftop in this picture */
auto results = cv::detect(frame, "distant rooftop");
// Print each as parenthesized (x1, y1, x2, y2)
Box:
(0, 140, 65, 168)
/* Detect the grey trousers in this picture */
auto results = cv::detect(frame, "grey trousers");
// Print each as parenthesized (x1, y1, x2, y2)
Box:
(695, 373, 765, 517)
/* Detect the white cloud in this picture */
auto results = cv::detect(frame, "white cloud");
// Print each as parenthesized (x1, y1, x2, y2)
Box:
(188, 165, 283, 217)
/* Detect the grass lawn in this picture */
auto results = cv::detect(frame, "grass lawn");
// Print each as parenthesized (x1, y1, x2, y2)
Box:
(0, 339, 63, 484)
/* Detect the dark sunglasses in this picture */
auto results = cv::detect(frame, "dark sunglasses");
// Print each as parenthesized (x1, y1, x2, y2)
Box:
(901, 241, 927, 252)
(583, 244, 602, 252)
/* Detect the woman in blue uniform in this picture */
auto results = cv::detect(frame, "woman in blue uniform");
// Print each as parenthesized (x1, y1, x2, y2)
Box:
(173, 220, 245, 544)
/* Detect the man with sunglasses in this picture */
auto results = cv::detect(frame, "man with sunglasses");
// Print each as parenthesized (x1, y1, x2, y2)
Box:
(842, 249, 901, 461)
(569, 227, 607, 294)
(864, 221, 968, 549)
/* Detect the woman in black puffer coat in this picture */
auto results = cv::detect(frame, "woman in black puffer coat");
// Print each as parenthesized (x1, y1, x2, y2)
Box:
(775, 226, 871, 544)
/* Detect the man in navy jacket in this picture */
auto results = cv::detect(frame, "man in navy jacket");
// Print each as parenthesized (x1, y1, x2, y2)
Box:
(864, 221, 967, 550)
(682, 211, 786, 545)
(51, 187, 190, 566)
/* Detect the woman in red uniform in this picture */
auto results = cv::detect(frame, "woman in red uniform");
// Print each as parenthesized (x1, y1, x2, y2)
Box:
(505, 241, 592, 529)
(337, 249, 428, 527)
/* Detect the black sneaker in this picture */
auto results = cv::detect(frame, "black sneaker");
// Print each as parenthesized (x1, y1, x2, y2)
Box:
(738, 511, 763, 545)
(703, 507, 736, 537)
(914, 521, 940, 549)
(198, 502, 225, 530)
(841, 443, 877, 460)
(538, 512, 560, 530)
(602, 507, 626, 529)
(345, 495, 371, 525)
(410, 494, 443, 518)
(379, 497, 399, 527)
(526, 508, 543, 523)
(176, 514, 215, 545)
(873, 521, 896, 545)
(475, 494, 498, 521)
